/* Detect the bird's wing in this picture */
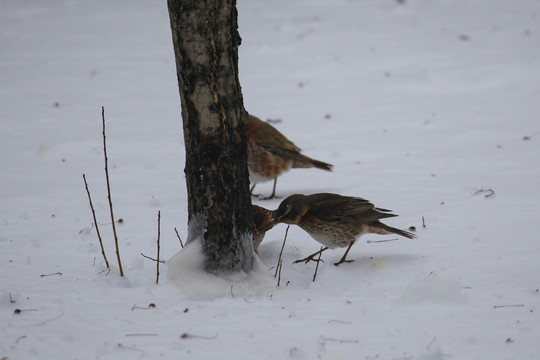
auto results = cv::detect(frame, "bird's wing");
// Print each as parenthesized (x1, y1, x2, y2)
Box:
(251, 125, 302, 154)
(307, 194, 397, 223)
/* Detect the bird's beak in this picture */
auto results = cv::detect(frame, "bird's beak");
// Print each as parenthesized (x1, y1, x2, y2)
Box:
(260, 217, 279, 233)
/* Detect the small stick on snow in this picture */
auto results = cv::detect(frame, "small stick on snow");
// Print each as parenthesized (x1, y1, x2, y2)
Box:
(422, 216, 426, 228)
(180, 333, 217, 340)
(131, 303, 156, 311)
(277, 259, 283, 287)
(117, 343, 144, 352)
(426, 336, 437, 350)
(274, 225, 290, 278)
(328, 320, 353, 325)
(319, 336, 359, 343)
(313, 246, 323, 282)
(36, 313, 64, 326)
(174, 227, 184, 248)
(493, 304, 525, 308)
(156, 210, 161, 284)
(474, 188, 495, 198)
(40, 272, 63, 277)
(83, 173, 110, 269)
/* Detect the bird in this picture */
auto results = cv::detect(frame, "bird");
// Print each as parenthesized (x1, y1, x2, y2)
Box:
(252, 204, 275, 253)
(261, 193, 416, 266)
(245, 115, 333, 199)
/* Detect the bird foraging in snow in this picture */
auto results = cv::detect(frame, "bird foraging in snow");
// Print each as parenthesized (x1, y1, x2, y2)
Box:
(245, 115, 333, 199)
(261, 193, 416, 266)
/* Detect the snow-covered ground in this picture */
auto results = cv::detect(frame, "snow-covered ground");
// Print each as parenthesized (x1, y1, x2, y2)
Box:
(2, 0, 540, 359)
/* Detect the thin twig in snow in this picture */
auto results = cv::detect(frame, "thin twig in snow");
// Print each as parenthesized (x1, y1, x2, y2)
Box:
(36, 313, 64, 326)
(117, 343, 144, 352)
(277, 259, 283, 287)
(313, 246, 323, 282)
(180, 333, 217, 340)
(493, 304, 525, 308)
(102, 106, 124, 277)
(174, 227, 184, 248)
(156, 210, 161, 284)
(140, 253, 165, 263)
(131, 303, 156, 311)
(328, 319, 353, 325)
(274, 225, 290, 278)
(40, 272, 63, 277)
(426, 336, 437, 350)
(83, 173, 110, 269)
(319, 336, 359, 343)
(474, 188, 495, 198)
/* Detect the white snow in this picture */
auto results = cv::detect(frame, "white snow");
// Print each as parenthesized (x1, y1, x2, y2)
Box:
(2, 0, 540, 359)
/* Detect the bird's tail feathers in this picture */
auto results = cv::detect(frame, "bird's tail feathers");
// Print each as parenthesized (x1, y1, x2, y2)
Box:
(292, 156, 333, 171)
(373, 223, 417, 239)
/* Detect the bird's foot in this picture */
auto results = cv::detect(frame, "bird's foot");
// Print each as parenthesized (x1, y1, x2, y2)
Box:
(333, 259, 354, 266)
(260, 194, 281, 201)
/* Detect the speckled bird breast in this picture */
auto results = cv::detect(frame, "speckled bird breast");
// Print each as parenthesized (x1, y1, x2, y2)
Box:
(247, 139, 292, 183)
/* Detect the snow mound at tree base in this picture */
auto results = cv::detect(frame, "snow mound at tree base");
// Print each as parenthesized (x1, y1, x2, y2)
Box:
(166, 240, 276, 300)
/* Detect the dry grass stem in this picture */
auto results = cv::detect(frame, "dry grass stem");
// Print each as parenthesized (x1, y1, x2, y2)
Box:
(174, 227, 185, 248)
(101, 106, 124, 277)
(83, 173, 110, 269)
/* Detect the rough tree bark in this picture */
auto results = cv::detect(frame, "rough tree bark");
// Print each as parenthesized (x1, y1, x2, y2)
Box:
(168, 0, 254, 273)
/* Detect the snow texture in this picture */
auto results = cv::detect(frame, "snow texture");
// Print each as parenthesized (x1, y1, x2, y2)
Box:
(1, 0, 540, 359)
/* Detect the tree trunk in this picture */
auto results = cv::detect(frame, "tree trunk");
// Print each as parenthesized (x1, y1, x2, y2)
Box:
(168, 0, 254, 273)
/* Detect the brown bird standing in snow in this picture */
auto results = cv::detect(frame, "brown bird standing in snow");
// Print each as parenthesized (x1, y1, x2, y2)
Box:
(262, 193, 416, 266)
(245, 115, 333, 199)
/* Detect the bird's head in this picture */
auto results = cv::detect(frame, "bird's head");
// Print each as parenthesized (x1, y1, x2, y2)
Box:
(260, 194, 307, 231)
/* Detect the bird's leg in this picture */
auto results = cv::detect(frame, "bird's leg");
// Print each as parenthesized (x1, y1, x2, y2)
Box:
(261, 177, 281, 200)
(334, 240, 356, 266)
(250, 184, 262, 198)
(294, 247, 328, 264)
